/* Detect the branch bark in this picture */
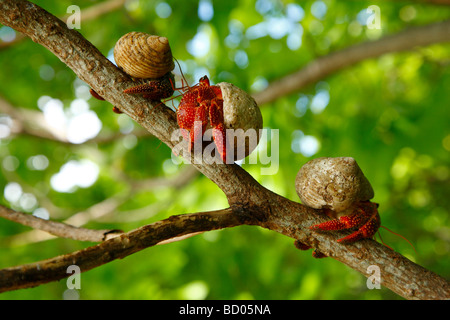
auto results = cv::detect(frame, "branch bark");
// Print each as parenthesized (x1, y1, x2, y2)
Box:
(0, 208, 248, 292)
(0, 205, 122, 242)
(0, 0, 126, 49)
(0, 0, 449, 299)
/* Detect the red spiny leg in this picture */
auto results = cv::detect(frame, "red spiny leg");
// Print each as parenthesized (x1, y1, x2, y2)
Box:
(198, 75, 210, 87)
(337, 215, 380, 243)
(209, 98, 227, 162)
(123, 73, 175, 100)
(210, 85, 222, 99)
(190, 103, 209, 151)
(123, 81, 174, 100)
(310, 217, 354, 232)
(212, 123, 227, 163)
(338, 201, 380, 243)
(176, 99, 197, 151)
(310, 201, 381, 243)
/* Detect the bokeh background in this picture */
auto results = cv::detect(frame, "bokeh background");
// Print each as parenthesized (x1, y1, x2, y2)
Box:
(0, 0, 449, 299)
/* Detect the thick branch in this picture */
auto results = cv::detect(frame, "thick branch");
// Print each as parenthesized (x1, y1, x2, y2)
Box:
(0, 0, 448, 300)
(253, 20, 450, 105)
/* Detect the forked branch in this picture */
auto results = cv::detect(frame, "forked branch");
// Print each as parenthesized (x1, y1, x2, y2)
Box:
(0, 0, 449, 299)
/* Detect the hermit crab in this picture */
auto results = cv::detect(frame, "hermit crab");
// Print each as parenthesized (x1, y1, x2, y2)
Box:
(295, 157, 381, 256)
(95, 31, 263, 162)
(90, 32, 175, 105)
(176, 75, 263, 163)
(114, 32, 175, 100)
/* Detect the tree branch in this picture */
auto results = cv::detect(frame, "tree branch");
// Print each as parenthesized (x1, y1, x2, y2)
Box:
(253, 20, 450, 105)
(0, 0, 126, 50)
(0, 0, 449, 299)
(0, 94, 152, 144)
(0, 208, 249, 292)
(3, 163, 198, 246)
(0, 205, 122, 242)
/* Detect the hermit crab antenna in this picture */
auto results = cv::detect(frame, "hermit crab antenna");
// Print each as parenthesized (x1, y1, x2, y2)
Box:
(172, 57, 192, 94)
(159, 58, 193, 111)
(380, 225, 417, 254)
(376, 230, 394, 251)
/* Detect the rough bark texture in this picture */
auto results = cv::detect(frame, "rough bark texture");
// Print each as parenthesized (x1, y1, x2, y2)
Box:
(0, 0, 449, 299)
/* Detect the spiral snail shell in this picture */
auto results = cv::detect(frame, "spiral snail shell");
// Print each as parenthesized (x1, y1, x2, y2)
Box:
(295, 157, 374, 213)
(113, 32, 175, 79)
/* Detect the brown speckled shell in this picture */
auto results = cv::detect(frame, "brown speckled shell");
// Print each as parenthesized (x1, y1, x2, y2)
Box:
(295, 157, 374, 212)
(114, 32, 175, 79)
(217, 82, 263, 160)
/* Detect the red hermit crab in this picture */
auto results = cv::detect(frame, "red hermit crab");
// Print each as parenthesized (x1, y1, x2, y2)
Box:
(175, 75, 263, 163)
(114, 32, 175, 101)
(89, 32, 175, 110)
(295, 157, 381, 256)
(93, 31, 263, 162)
(176, 75, 226, 161)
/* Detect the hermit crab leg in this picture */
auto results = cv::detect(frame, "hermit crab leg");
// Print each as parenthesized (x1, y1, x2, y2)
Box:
(310, 201, 381, 243)
(337, 217, 381, 243)
(209, 98, 227, 162)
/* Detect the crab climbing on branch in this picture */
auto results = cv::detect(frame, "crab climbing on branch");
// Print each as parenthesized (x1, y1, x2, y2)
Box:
(176, 75, 227, 162)
(295, 157, 381, 256)
(90, 32, 176, 106)
(93, 31, 263, 164)
(176, 75, 263, 163)
(114, 32, 176, 100)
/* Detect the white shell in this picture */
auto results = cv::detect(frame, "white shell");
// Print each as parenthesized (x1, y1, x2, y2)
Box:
(217, 82, 263, 160)
(295, 157, 374, 212)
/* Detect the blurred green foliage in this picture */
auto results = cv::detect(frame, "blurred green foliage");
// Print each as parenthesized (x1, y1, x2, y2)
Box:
(0, 0, 449, 300)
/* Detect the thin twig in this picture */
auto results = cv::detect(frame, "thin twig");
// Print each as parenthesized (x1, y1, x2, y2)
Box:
(0, 95, 151, 144)
(253, 20, 450, 105)
(4, 165, 198, 246)
(0, 205, 122, 242)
